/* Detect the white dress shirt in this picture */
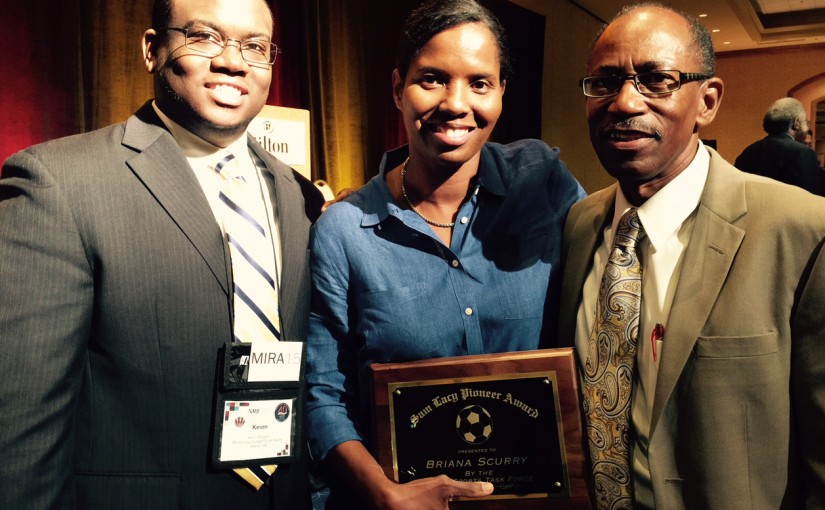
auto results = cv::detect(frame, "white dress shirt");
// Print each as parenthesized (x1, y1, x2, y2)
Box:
(151, 102, 282, 287)
(575, 141, 710, 509)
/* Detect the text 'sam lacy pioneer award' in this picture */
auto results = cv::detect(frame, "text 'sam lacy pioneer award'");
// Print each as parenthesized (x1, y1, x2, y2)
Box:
(371, 348, 590, 509)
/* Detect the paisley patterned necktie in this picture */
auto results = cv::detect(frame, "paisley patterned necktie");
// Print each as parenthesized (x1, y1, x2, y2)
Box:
(583, 208, 646, 510)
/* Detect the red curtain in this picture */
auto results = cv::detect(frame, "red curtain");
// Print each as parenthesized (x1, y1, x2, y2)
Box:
(268, 0, 302, 109)
(1, 2, 77, 164)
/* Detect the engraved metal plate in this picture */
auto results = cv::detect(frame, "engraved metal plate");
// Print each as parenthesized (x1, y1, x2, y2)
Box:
(388, 372, 567, 500)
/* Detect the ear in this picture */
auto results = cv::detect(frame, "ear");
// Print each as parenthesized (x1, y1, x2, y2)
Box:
(695, 76, 723, 129)
(142, 29, 160, 74)
(392, 69, 404, 111)
(500, 79, 506, 97)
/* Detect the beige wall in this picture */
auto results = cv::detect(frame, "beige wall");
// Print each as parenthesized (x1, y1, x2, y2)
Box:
(510, 0, 825, 193)
(703, 46, 825, 163)
(510, 0, 609, 193)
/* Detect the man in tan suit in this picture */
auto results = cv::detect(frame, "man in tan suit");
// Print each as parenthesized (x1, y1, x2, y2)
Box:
(558, 4, 825, 509)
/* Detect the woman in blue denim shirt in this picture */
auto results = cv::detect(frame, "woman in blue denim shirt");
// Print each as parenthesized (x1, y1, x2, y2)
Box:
(306, 1, 585, 508)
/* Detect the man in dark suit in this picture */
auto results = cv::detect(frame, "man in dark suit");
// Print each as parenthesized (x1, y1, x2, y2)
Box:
(735, 97, 823, 195)
(0, 0, 323, 508)
(559, 4, 825, 509)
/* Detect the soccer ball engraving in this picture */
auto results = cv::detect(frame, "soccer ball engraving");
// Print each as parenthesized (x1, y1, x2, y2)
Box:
(456, 405, 493, 444)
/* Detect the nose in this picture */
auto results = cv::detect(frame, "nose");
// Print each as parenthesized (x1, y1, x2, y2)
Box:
(608, 79, 646, 115)
(212, 39, 249, 71)
(440, 84, 470, 115)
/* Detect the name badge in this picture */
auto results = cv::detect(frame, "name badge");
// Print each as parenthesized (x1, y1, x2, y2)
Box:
(218, 399, 295, 462)
(248, 341, 303, 382)
(211, 342, 302, 467)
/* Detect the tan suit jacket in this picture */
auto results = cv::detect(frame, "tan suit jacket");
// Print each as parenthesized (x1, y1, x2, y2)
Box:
(558, 147, 825, 509)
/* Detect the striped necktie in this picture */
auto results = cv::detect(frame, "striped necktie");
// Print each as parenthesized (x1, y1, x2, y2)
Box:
(215, 152, 281, 344)
(214, 152, 279, 489)
(582, 208, 646, 510)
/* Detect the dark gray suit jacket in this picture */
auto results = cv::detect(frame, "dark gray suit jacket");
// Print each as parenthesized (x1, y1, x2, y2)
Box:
(734, 133, 824, 196)
(558, 148, 825, 509)
(0, 102, 324, 509)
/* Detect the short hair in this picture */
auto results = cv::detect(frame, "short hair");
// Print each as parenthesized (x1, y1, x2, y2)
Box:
(395, 0, 512, 83)
(590, 2, 716, 76)
(151, 0, 273, 31)
(763, 97, 806, 135)
(151, 0, 173, 30)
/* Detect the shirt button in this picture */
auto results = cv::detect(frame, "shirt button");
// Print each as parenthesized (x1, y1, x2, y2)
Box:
(465, 307, 473, 316)
(460, 216, 469, 224)
(451, 260, 460, 268)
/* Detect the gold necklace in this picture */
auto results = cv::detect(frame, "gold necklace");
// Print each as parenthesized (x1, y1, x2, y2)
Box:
(400, 157, 456, 228)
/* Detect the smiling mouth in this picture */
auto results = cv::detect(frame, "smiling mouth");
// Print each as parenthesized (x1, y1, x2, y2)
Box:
(439, 126, 472, 139)
(428, 124, 476, 146)
(208, 83, 245, 105)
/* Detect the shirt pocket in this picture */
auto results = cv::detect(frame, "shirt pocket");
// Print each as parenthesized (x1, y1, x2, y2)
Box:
(359, 281, 455, 361)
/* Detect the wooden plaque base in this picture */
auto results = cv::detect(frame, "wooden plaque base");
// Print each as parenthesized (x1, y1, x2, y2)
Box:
(371, 348, 591, 509)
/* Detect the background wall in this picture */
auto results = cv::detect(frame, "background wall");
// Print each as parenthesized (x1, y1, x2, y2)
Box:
(510, 2, 825, 194)
(510, 0, 608, 193)
(703, 45, 825, 163)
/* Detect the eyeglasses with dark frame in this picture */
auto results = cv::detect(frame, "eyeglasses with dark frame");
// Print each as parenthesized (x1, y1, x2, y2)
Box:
(161, 26, 280, 67)
(579, 70, 712, 98)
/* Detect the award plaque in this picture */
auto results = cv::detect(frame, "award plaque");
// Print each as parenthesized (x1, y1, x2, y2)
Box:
(371, 348, 590, 509)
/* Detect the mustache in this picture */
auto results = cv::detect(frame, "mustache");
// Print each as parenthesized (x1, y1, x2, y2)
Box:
(601, 119, 663, 141)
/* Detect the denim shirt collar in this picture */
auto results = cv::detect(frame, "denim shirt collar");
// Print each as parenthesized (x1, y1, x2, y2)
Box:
(360, 144, 505, 228)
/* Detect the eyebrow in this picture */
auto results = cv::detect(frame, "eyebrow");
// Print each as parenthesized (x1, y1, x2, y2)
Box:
(413, 66, 444, 75)
(592, 61, 672, 74)
(413, 66, 498, 82)
(183, 19, 271, 40)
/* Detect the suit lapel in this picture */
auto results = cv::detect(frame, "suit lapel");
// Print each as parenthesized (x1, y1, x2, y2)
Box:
(249, 138, 306, 339)
(650, 148, 746, 433)
(122, 104, 230, 294)
(558, 186, 616, 344)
